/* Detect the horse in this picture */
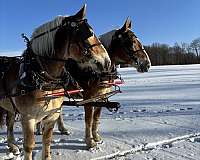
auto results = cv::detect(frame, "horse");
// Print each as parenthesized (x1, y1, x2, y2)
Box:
(0, 4, 111, 160)
(51, 18, 151, 148)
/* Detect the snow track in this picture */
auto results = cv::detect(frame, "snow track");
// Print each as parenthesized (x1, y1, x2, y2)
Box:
(92, 133, 200, 160)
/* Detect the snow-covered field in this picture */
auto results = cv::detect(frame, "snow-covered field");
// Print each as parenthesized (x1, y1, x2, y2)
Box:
(0, 64, 200, 160)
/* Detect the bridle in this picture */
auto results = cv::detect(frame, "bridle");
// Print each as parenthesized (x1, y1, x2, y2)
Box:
(111, 30, 145, 65)
(64, 19, 102, 57)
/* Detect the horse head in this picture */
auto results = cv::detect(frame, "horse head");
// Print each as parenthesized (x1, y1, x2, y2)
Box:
(108, 18, 151, 72)
(54, 5, 111, 73)
(30, 4, 111, 77)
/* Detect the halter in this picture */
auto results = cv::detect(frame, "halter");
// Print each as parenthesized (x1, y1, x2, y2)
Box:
(111, 30, 145, 64)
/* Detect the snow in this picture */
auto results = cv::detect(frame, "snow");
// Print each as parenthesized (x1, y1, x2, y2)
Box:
(1, 64, 200, 160)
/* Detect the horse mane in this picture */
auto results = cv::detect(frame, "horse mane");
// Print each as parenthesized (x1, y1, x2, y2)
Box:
(99, 30, 116, 50)
(30, 15, 67, 56)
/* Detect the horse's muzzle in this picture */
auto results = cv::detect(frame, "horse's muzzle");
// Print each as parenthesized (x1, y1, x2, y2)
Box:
(137, 60, 151, 73)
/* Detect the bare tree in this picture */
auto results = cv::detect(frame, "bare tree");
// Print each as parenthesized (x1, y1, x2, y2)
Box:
(145, 41, 200, 66)
(190, 37, 200, 58)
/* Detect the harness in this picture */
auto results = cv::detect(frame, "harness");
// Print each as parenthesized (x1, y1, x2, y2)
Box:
(0, 17, 100, 100)
(63, 59, 122, 112)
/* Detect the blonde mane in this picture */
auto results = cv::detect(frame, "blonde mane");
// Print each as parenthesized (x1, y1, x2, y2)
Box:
(99, 30, 116, 50)
(30, 16, 67, 56)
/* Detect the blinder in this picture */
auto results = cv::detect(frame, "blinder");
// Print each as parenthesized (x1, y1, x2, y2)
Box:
(77, 19, 94, 40)
(62, 19, 93, 41)
(61, 18, 100, 57)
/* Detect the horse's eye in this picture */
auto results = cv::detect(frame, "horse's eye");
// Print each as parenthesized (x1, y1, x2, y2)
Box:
(118, 34, 122, 38)
(71, 22, 77, 27)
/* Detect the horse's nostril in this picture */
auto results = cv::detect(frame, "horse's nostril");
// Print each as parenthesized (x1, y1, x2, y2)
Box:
(139, 62, 150, 72)
(147, 63, 151, 70)
(143, 60, 150, 72)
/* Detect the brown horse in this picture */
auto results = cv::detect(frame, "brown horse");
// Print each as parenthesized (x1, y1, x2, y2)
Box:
(54, 18, 151, 148)
(0, 5, 110, 160)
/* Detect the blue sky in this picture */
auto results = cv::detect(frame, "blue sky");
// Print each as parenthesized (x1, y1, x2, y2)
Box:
(0, 0, 200, 55)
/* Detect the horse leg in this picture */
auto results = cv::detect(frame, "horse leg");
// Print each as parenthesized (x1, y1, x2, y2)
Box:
(35, 113, 71, 136)
(42, 113, 59, 160)
(84, 105, 96, 148)
(57, 110, 71, 135)
(21, 117, 35, 160)
(6, 111, 20, 154)
(42, 123, 54, 160)
(92, 107, 102, 142)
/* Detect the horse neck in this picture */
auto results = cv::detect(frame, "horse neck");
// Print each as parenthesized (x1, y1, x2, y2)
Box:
(99, 30, 121, 66)
(35, 35, 70, 77)
(35, 48, 67, 78)
(99, 30, 116, 65)
(30, 16, 69, 77)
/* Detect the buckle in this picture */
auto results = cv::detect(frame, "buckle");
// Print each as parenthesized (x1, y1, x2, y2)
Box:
(21, 90, 26, 96)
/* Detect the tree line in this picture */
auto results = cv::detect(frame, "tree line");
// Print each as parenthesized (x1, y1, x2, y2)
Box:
(144, 37, 200, 66)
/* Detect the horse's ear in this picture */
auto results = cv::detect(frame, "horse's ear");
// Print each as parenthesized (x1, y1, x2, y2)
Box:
(121, 17, 132, 32)
(128, 19, 132, 29)
(73, 4, 87, 20)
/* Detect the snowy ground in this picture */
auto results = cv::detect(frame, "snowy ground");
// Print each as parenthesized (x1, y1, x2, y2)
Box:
(0, 64, 200, 160)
